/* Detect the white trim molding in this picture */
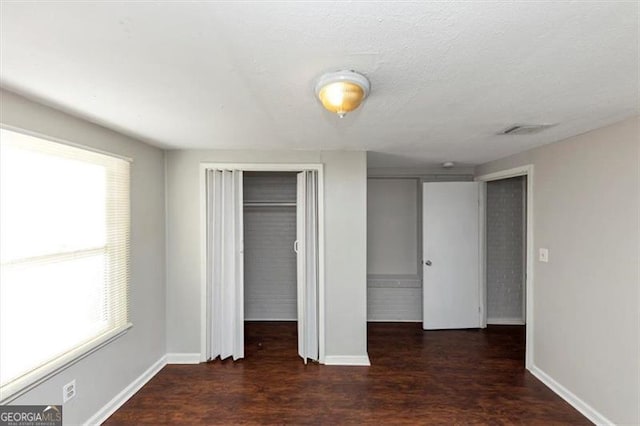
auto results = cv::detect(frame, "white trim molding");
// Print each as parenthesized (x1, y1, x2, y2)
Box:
(84, 355, 167, 426)
(166, 353, 202, 364)
(323, 355, 371, 366)
(530, 365, 613, 425)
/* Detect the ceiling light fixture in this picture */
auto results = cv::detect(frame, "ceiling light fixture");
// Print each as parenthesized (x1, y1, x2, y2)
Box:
(315, 70, 370, 118)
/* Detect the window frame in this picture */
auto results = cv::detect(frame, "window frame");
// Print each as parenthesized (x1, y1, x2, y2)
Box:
(0, 124, 133, 403)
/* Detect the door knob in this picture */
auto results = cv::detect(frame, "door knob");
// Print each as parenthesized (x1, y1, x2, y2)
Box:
(425, 260, 432, 266)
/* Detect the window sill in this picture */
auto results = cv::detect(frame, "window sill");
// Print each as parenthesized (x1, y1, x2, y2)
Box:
(0, 323, 133, 404)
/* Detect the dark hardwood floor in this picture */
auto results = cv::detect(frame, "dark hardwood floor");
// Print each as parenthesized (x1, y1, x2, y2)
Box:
(105, 322, 589, 425)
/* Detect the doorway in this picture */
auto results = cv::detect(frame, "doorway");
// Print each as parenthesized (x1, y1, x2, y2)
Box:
(420, 168, 533, 368)
(243, 172, 298, 322)
(243, 172, 299, 360)
(199, 163, 325, 364)
(476, 165, 534, 369)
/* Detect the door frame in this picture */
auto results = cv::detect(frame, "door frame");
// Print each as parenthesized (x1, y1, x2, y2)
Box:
(475, 165, 534, 369)
(199, 162, 325, 364)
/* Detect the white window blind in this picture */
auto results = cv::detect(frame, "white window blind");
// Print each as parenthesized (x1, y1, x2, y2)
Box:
(0, 128, 131, 401)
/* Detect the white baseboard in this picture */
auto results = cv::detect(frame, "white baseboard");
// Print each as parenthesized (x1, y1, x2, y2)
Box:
(530, 365, 613, 425)
(84, 355, 167, 426)
(324, 355, 371, 366)
(487, 317, 525, 325)
(166, 353, 201, 364)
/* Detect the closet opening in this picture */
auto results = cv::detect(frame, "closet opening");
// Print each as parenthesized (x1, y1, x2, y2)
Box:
(200, 164, 324, 365)
(243, 172, 299, 360)
(483, 175, 528, 365)
(477, 165, 534, 368)
(485, 175, 527, 327)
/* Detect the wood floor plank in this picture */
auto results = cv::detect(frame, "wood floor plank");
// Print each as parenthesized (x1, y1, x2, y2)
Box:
(104, 322, 589, 425)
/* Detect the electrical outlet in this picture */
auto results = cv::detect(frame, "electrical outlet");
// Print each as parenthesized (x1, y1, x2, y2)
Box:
(63, 380, 76, 403)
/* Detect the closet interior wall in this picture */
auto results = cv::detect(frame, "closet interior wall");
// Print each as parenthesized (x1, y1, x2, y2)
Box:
(243, 172, 298, 321)
(486, 175, 526, 324)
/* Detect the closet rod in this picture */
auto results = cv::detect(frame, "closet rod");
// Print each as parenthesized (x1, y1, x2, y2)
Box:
(244, 202, 296, 207)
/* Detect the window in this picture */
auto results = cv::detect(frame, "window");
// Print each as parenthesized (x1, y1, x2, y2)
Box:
(0, 128, 131, 400)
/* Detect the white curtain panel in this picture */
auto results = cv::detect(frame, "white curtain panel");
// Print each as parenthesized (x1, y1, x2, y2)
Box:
(296, 171, 319, 362)
(206, 169, 244, 361)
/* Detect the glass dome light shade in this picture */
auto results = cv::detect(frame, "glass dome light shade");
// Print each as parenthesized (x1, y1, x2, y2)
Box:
(315, 71, 370, 117)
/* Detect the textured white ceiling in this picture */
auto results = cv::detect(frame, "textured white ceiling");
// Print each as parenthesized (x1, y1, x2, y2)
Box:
(1, 2, 638, 167)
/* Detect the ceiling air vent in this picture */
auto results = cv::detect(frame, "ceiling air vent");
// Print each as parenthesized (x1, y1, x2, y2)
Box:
(499, 124, 555, 135)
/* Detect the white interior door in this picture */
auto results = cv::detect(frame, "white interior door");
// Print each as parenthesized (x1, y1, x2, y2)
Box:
(206, 169, 244, 360)
(423, 182, 481, 330)
(296, 171, 319, 363)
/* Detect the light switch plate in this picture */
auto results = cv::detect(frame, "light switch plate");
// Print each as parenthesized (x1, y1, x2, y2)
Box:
(539, 248, 549, 262)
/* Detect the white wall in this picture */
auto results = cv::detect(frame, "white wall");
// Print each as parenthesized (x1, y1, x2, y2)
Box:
(165, 150, 368, 360)
(0, 89, 166, 425)
(476, 116, 640, 425)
